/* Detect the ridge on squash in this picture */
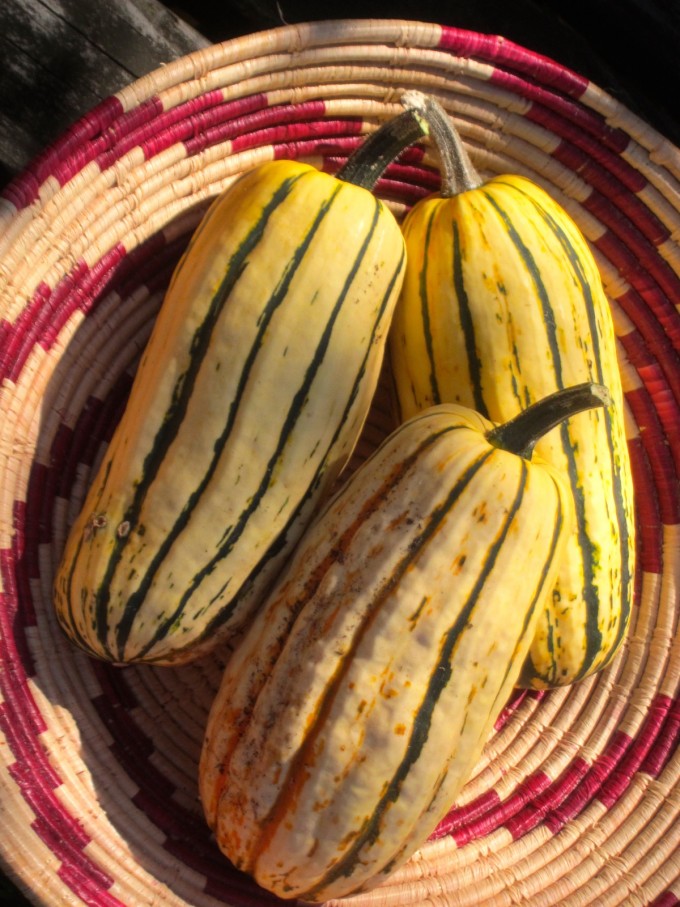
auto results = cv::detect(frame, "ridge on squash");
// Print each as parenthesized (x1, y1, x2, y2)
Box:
(53, 109, 428, 665)
(389, 93, 636, 688)
(199, 384, 607, 901)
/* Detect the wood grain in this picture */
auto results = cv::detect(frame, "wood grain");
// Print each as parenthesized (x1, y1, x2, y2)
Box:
(0, 0, 209, 185)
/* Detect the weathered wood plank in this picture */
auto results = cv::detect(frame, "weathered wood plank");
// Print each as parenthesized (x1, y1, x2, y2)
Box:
(0, 0, 210, 187)
(38, 0, 211, 75)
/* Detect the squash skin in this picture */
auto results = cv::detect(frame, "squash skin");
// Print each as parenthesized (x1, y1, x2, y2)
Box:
(53, 159, 406, 665)
(389, 174, 636, 688)
(199, 402, 573, 902)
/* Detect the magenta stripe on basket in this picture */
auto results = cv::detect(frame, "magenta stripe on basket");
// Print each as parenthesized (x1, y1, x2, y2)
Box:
(0, 279, 76, 384)
(5, 724, 62, 795)
(131, 788, 213, 844)
(0, 692, 57, 795)
(114, 228, 193, 300)
(574, 158, 658, 230)
(1, 245, 128, 386)
(90, 661, 140, 713)
(272, 135, 363, 164)
(26, 785, 91, 853)
(24, 462, 52, 553)
(0, 320, 12, 371)
(1, 96, 125, 210)
(91, 694, 157, 761)
(530, 107, 644, 190)
(46, 96, 164, 193)
(228, 117, 363, 157)
(626, 434, 662, 575)
(375, 176, 432, 207)
(183, 98, 328, 157)
(96, 91, 225, 170)
(109, 91, 286, 171)
(431, 788, 502, 841)
(437, 27, 589, 99)
(586, 209, 680, 309)
(32, 97, 126, 187)
(443, 772, 554, 847)
(626, 387, 680, 525)
(619, 319, 680, 404)
(0, 719, 105, 889)
(437, 28, 519, 64)
(543, 697, 673, 834)
(544, 730, 632, 834)
(504, 758, 592, 840)
(617, 292, 680, 419)
(105, 95, 168, 145)
(91, 96, 360, 189)
(379, 159, 438, 192)
(12, 511, 38, 634)
(598, 696, 674, 808)
(0, 547, 40, 683)
(0, 281, 52, 384)
(642, 694, 680, 778)
(649, 893, 680, 907)
(595, 241, 680, 333)
(619, 336, 680, 480)
(57, 861, 122, 907)
(581, 171, 668, 247)
(491, 71, 632, 155)
(525, 98, 630, 156)
(0, 592, 35, 687)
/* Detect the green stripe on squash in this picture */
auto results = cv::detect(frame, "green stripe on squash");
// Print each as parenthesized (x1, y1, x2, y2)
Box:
(53, 110, 427, 665)
(389, 92, 635, 688)
(199, 384, 605, 901)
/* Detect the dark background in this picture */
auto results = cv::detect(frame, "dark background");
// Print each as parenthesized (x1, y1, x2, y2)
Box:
(0, 0, 677, 904)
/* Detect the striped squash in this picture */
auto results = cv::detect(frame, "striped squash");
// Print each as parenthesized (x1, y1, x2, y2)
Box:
(199, 385, 606, 902)
(52, 118, 423, 664)
(389, 94, 636, 689)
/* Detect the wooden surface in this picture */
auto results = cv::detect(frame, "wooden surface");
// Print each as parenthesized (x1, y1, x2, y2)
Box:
(0, 0, 209, 186)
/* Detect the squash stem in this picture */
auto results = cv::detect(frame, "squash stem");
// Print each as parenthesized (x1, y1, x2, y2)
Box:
(336, 108, 429, 190)
(487, 383, 612, 460)
(400, 90, 482, 196)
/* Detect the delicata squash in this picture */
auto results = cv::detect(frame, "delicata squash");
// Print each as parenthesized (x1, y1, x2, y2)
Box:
(200, 384, 608, 903)
(389, 93, 636, 688)
(53, 110, 427, 665)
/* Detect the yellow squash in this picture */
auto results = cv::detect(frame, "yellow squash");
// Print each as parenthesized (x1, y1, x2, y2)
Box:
(200, 384, 607, 901)
(53, 111, 427, 665)
(390, 93, 636, 688)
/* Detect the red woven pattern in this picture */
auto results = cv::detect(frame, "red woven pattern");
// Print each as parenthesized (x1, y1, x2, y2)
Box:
(1, 18, 679, 907)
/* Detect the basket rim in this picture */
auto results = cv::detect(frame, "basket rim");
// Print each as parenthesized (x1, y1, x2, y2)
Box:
(0, 16, 679, 907)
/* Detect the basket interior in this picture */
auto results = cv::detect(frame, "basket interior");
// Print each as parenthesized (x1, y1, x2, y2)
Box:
(0, 18, 679, 907)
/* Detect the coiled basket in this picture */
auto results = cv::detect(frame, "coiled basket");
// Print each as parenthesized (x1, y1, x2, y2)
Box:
(1, 18, 679, 907)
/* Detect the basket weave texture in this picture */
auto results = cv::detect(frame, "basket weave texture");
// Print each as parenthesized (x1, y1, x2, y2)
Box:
(1, 18, 679, 907)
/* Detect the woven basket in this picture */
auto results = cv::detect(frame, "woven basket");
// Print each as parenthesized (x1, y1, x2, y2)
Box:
(1, 18, 679, 907)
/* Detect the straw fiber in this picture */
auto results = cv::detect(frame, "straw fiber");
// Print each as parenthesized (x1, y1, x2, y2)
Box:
(1, 18, 679, 907)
